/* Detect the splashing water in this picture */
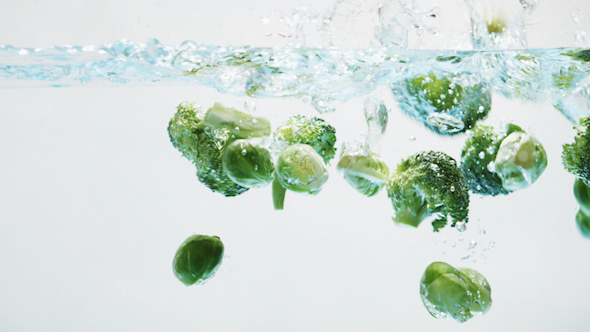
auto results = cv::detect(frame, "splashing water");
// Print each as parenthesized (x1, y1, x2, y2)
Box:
(1, 39, 589, 121)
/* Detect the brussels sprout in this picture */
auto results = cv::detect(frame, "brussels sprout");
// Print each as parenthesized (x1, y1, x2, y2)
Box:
(222, 139, 274, 188)
(494, 131, 548, 191)
(337, 152, 390, 197)
(576, 209, 590, 239)
(276, 144, 329, 195)
(172, 235, 224, 286)
(393, 73, 491, 135)
(420, 262, 492, 323)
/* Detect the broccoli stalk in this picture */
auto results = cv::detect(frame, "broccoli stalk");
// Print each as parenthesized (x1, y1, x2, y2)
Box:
(387, 151, 470, 232)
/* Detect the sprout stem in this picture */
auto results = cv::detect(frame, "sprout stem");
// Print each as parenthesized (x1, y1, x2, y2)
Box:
(272, 177, 286, 210)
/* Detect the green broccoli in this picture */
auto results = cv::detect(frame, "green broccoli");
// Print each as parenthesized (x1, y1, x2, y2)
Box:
(336, 149, 390, 197)
(393, 73, 491, 135)
(387, 151, 470, 232)
(563, 117, 590, 187)
(274, 115, 337, 164)
(168, 102, 271, 197)
(420, 262, 492, 323)
(172, 235, 224, 286)
(461, 124, 547, 195)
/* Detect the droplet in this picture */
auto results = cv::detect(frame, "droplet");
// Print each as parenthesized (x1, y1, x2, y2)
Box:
(479, 151, 486, 159)
(241, 149, 247, 156)
(456, 221, 467, 232)
(468, 240, 477, 249)
(244, 101, 257, 112)
(480, 229, 486, 236)
(409, 136, 416, 141)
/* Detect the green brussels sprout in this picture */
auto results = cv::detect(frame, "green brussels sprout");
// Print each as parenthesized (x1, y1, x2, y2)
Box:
(574, 178, 590, 216)
(393, 73, 491, 135)
(337, 151, 390, 197)
(276, 144, 329, 195)
(172, 235, 224, 286)
(222, 139, 274, 188)
(576, 209, 590, 239)
(420, 262, 492, 323)
(494, 131, 548, 191)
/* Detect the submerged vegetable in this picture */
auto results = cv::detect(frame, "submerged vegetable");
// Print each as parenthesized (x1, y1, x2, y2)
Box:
(420, 262, 492, 323)
(222, 139, 274, 188)
(173, 235, 225, 286)
(276, 144, 329, 195)
(274, 115, 337, 164)
(563, 117, 590, 187)
(337, 151, 390, 197)
(461, 124, 547, 195)
(387, 151, 469, 232)
(168, 102, 271, 197)
(392, 73, 491, 135)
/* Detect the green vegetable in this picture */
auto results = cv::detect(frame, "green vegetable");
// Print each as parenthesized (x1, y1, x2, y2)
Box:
(387, 151, 469, 232)
(576, 209, 590, 239)
(168, 102, 271, 196)
(222, 139, 274, 188)
(420, 262, 492, 323)
(336, 151, 390, 197)
(574, 178, 590, 215)
(172, 235, 224, 286)
(393, 73, 491, 135)
(274, 115, 337, 164)
(461, 124, 547, 195)
(563, 117, 590, 187)
(495, 131, 548, 191)
(273, 144, 329, 209)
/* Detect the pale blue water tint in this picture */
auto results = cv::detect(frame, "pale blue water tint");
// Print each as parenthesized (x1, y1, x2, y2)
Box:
(1, 39, 589, 121)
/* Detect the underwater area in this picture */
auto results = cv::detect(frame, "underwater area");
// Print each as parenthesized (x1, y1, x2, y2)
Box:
(1, 0, 590, 330)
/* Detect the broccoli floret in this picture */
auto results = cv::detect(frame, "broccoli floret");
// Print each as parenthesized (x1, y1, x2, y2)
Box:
(461, 124, 547, 195)
(274, 115, 337, 164)
(393, 73, 491, 135)
(461, 125, 513, 196)
(563, 117, 590, 186)
(387, 151, 470, 232)
(420, 262, 492, 323)
(172, 235, 224, 286)
(168, 102, 271, 197)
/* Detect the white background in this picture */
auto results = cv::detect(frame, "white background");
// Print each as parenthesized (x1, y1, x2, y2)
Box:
(1, 0, 590, 331)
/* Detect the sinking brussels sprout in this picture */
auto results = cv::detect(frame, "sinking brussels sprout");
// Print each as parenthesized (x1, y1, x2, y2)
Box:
(420, 262, 492, 323)
(276, 144, 329, 195)
(494, 131, 548, 191)
(392, 73, 491, 135)
(576, 209, 590, 239)
(172, 235, 224, 286)
(337, 151, 390, 197)
(222, 139, 274, 188)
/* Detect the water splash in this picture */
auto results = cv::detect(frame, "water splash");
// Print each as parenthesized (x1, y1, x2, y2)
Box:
(1, 39, 589, 122)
